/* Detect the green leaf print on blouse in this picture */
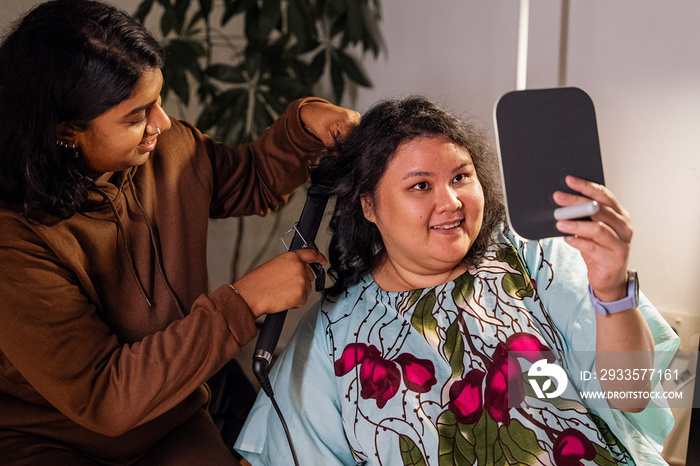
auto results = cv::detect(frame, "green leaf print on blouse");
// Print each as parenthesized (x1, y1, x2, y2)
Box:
(436, 408, 546, 466)
(587, 412, 630, 466)
(497, 247, 535, 300)
(412, 289, 440, 348)
(444, 319, 466, 381)
(399, 435, 428, 466)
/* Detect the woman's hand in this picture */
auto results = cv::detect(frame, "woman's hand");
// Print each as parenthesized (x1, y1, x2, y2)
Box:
(232, 249, 328, 318)
(299, 101, 360, 147)
(553, 175, 632, 302)
(555, 176, 654, 412)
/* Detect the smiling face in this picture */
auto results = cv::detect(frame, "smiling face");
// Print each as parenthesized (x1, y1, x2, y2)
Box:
(71, 68, 171, 182)
(362, 136, 485, 290)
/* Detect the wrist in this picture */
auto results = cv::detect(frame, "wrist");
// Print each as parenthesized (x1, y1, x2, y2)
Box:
(591, 285, 627, 303)
(589, 271, 639, 316)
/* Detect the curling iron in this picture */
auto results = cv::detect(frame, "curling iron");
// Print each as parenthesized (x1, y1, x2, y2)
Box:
(251, 183, 329, 465)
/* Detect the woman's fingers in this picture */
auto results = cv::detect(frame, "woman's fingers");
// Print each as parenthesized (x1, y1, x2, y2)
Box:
(299, 101, 361, 148)
(232, 249, 328, 318)
(553, 176, 632, 301)
(553, 176, 633, 243)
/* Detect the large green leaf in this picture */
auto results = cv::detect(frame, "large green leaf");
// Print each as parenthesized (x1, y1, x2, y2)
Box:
(256, 0, 283, 41)
(399, 435, 427, 466)
(336, 49, 372, 87)
(502, 273, 534, 299)
(133, 0, 155, 22)
(498, 419, 545, 464)
(587, 412, 630, 465)
(404, 289, 424, 312)
(308, 50, 327, 83)
(221, 0, 258, 25)
(197, 0, 213, 17)
(473, 411, 498, 465)
(166, 39, 206, 74)
(206, 64, 244, 83)
(342, 0, 364, 43)
(286, 0, 319, 52)
(444, 320, 465, 379)
(329, 55, 345, 104)
(163, 62, 190, 104)
(173, 0, 191, 33)
(160, 6, 177, 36)
(411, 289, 438, 347)
(437, 410, 476, 466)
(522, 375, 587, 413)
(451, 273, 475, 310)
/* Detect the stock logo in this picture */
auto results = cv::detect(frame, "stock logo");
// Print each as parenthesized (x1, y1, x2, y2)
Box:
(527, 359, 568, 399)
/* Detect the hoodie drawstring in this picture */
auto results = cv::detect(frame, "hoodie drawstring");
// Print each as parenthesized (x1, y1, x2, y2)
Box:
(97, 190, 153, 308)
(127, 173, 186, 319)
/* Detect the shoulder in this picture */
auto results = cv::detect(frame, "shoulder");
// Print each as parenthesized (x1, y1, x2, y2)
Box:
(151, 119, 202, 162)
(0, 204, 50, 248)
(320, 276, 379, 316)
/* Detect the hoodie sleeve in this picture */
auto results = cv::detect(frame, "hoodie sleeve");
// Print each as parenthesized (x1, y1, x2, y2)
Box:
(163, 97, 329, 219)
(0, 216, 258, 438)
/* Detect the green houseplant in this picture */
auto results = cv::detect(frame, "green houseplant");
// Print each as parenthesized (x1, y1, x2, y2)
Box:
(134, 0, 383, 281)
(135, 0, 382, 145)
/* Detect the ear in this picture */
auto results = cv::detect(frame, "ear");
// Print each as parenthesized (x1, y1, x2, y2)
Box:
(360, 194, 377, 223)
(56, 122, 78, 145)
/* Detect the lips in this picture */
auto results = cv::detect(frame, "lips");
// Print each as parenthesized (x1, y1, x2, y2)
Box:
(430, 219, 463, 230)
(138, 136, 158, 152)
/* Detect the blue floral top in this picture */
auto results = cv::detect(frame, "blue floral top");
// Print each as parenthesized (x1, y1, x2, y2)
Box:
(236, 229, 679, 465)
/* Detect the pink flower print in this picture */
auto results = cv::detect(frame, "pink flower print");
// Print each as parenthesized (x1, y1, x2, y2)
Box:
(334, 343, 370, 376)
(553, 428, 596, 466)
(334, 343, 402, 408)
(448, 369, 485, 424)
(484, 333, 554, 425)
(359, 346, 401, 408)
(506, 333, 553, 360)
(395, 353, 437, 394)
(484, 352, 519, 424)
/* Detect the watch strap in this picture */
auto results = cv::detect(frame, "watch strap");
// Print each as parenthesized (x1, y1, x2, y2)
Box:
(588, 271, 639, 316)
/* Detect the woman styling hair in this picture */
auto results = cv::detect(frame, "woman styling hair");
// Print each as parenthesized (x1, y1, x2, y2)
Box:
(0, 0, 359, 463)
(235, 96, 678, 465)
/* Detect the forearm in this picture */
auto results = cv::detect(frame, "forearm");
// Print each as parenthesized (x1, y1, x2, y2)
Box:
(595, 307, 655, 411)
(206, 97, 328, 218)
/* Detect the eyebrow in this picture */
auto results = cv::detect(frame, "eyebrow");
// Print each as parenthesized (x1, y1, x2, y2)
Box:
(401, 161, 473, 180)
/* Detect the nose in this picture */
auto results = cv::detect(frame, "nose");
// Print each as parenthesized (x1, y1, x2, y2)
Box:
(146, 103, 172, 135)
(435, 185, 462, 213)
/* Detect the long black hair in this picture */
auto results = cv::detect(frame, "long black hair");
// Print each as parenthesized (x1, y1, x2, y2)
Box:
(312, 96, 506, 296)
(0, 0, 164, 222)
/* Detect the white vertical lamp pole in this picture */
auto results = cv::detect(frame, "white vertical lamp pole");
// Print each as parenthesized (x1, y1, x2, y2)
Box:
(516, 0, 530, 90)
(558, 0, 570, 87)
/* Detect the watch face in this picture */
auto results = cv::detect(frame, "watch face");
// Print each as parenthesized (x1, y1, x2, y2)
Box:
(631, 270, 639, 303)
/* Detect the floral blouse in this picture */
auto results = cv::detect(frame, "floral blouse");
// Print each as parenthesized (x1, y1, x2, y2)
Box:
(236, 229, 679, 465)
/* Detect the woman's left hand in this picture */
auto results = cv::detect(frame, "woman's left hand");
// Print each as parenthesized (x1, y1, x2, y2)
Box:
(553, 175, 632, 303)
(299, 101, 361, 147)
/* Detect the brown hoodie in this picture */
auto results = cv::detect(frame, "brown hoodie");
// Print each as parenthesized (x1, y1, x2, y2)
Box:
(0, 98, 327, 461)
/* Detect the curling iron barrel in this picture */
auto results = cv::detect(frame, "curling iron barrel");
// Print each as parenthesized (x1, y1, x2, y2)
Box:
(252, 184, 330, 396)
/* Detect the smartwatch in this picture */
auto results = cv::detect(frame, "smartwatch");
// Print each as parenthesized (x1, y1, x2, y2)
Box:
(588, 270, 639, 316)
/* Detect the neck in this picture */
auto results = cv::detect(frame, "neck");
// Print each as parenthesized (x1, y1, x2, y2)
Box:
(371, 255, 466, 292)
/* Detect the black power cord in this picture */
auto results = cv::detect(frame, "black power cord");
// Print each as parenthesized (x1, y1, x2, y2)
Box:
(252, 185, 329, 466)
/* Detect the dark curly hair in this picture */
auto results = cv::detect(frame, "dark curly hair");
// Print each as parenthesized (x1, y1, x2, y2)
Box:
(312, 96, 506, 296)
(0, 0, 164, 222)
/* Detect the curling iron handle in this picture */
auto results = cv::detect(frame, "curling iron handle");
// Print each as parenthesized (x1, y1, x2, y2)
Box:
(254, 310, 287, 364)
